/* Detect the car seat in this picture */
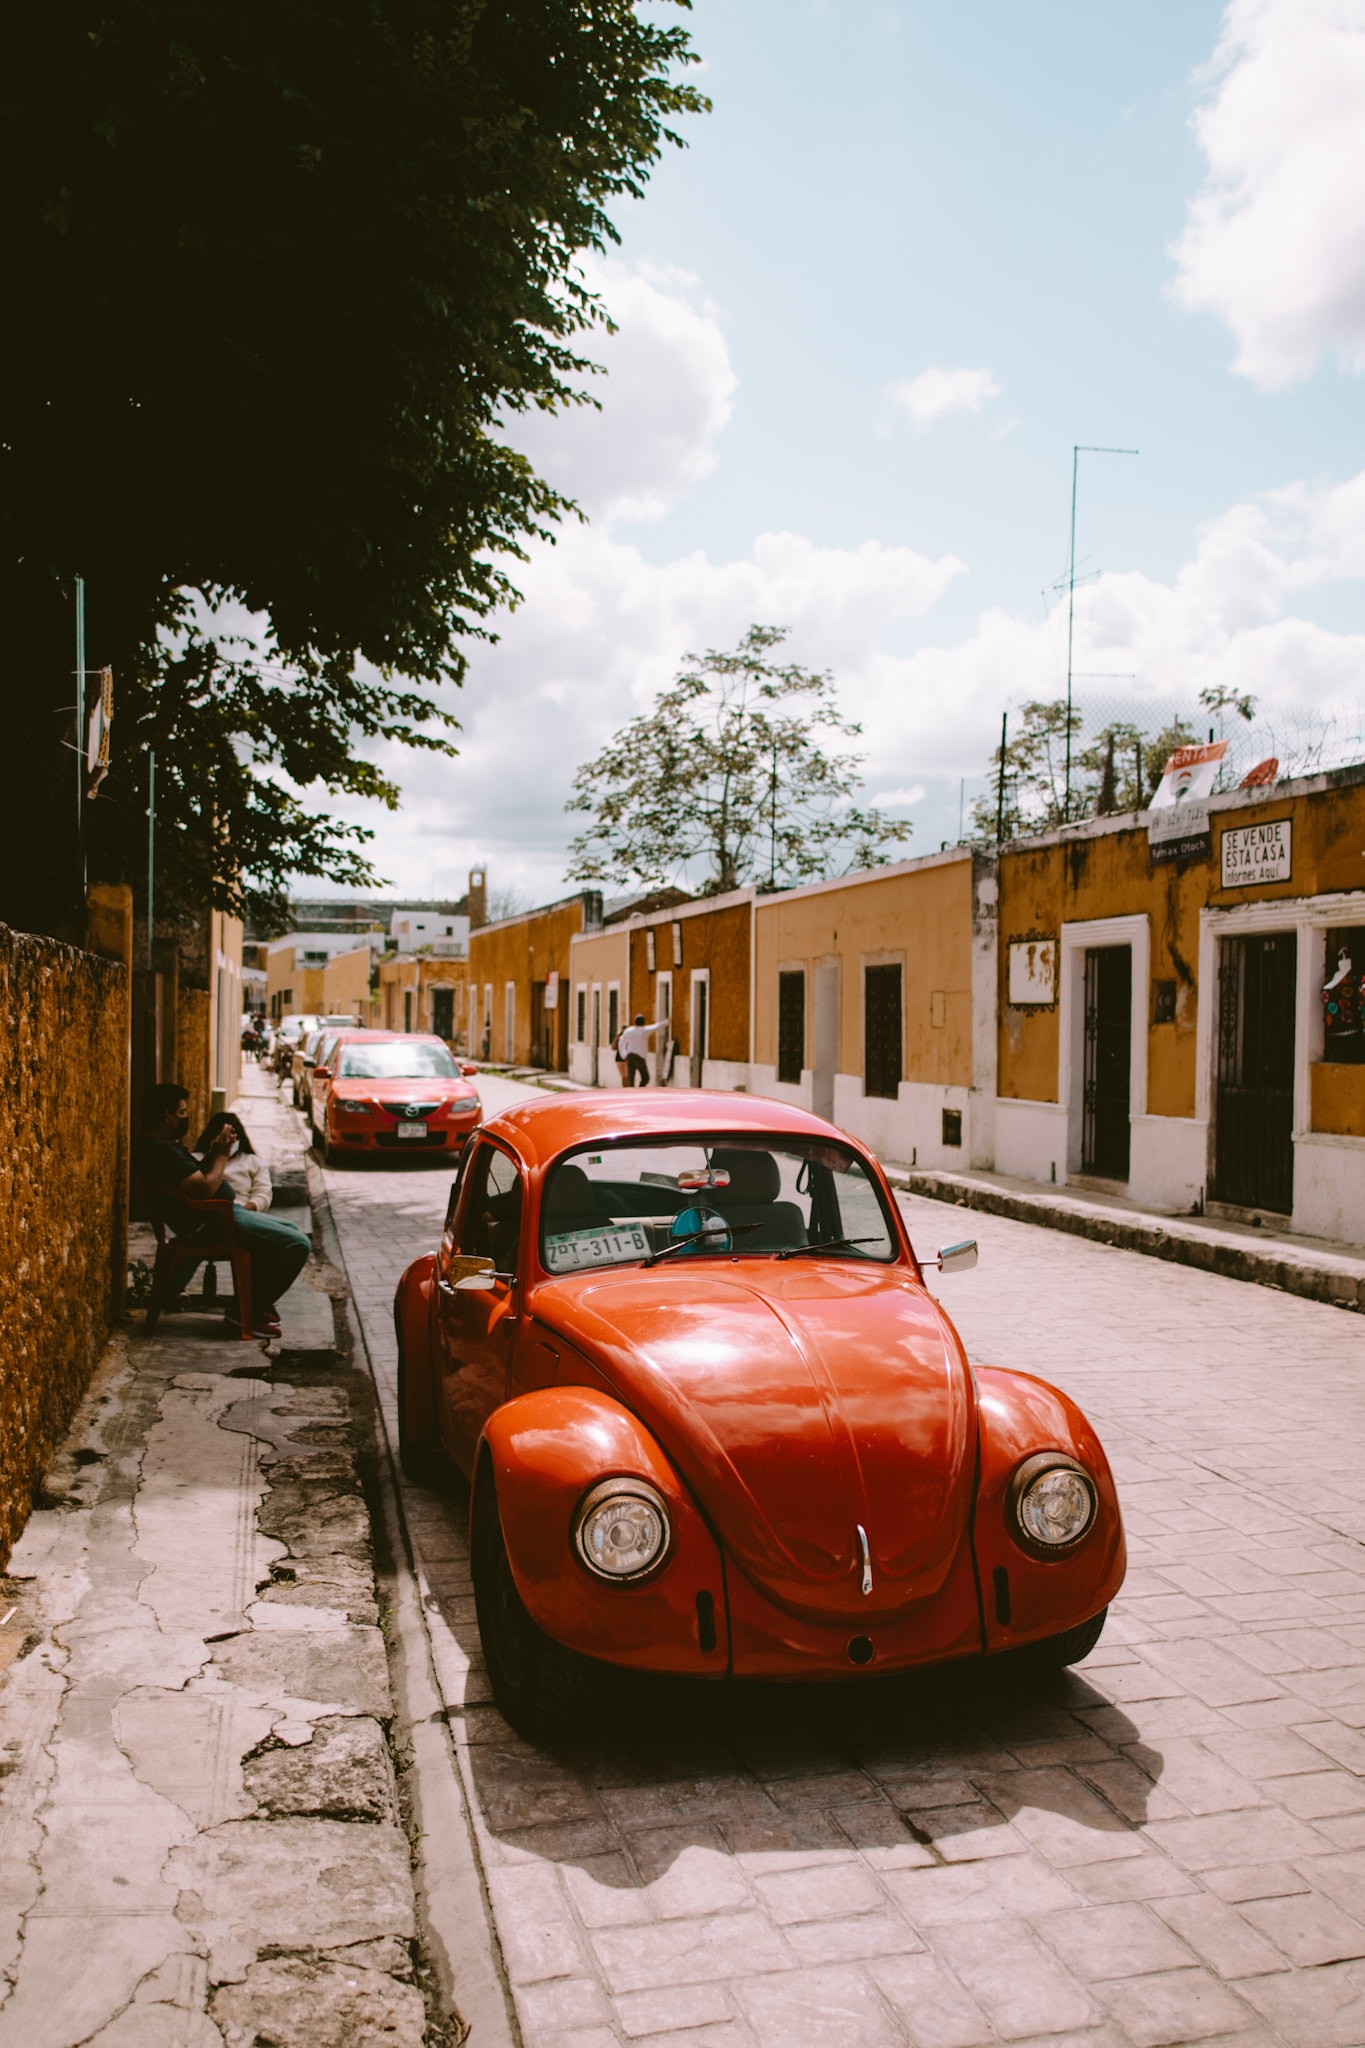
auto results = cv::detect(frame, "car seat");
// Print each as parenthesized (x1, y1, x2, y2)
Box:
(706, 1148, 807, 1252)
(542, 1163, 607, 1230)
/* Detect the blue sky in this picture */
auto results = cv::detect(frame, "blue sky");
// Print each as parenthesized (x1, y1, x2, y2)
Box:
(334, 0, 1365, 899)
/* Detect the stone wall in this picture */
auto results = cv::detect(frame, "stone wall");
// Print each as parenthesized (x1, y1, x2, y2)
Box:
(0, 921, 127, 1565)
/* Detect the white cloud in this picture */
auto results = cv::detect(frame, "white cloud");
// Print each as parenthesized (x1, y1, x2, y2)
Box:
(887, 365, 1001, 429)
(1172, 0, 1365, 387)
(510, 257, 736, 524)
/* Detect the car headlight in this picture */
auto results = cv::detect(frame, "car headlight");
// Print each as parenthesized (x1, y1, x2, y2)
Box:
(573, 1479, 671, 1582)
(335, 1099, 369, 1114)
(1009, 1454, 1097, 1554)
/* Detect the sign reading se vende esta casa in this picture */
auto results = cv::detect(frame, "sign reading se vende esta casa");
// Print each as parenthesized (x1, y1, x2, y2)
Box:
(1221, 817, 1292, 888)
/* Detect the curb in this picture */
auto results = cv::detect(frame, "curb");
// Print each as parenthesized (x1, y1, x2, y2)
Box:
(303, 1151, 520, 2048)
(888, 1168, 1365, 1315)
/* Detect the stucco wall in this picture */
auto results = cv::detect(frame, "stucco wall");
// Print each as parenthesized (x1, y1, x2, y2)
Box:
(0, 922, 127, 1566)
(625, 897, 753, 1064)
(753, 856, 975, 1087)
(997, 774, 1365, 1117)
(468, 897, 587, 1064)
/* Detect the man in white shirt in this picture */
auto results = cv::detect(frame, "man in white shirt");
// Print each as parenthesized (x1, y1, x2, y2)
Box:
(616, 1014, 667, 1087)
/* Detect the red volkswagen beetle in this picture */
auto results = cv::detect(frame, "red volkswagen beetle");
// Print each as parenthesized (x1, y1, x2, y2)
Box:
(394, 1093, 1124, 1736)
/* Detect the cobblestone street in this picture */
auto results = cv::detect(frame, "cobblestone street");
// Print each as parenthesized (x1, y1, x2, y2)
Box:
(323, 1080, 1365, 2048)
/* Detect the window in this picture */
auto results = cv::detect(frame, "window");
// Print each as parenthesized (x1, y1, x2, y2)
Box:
(404, 990, 413, 1033)
(504, 982, 516, 1059)
(777, 970, 805, 1084)
(576, 985, 587, 1043)
(461, 1144, 524, 1269)
(431, 988, 454, 1039)
(540, 1135, 898, 1271)
(1323, 926, 1365, 1064)
(864, 964, 902, 1100)
(608, 986, 620, 1046)
(338, 1042, 458, 1079)
(592, 987, 601, 1048)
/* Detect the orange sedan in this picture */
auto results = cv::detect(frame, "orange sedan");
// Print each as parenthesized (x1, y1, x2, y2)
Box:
(393, 1090, 1125, 1737)
(319, 1034, 482, 1164)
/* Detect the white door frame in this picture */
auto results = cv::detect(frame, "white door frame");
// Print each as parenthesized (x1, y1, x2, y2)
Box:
(1059, 914, 1150, 1177)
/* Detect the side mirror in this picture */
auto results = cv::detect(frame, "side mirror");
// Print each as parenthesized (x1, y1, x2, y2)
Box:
(313, 1066, 331, 1082)
(454, 1271, 497, 1292)
(935, 1239, 978, 1274)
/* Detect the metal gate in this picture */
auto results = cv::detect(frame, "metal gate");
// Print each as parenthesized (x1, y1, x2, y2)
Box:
(1082, 946, 1132, 1179)
(1215, 931, 1296, 1213)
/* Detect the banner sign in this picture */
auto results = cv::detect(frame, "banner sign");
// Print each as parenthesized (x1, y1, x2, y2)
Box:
(1149, 799, 1211, 866)
(544, 969, 559, 1010)
(1221, 817, 1291, 888)
(1150, 740, 1227, 811)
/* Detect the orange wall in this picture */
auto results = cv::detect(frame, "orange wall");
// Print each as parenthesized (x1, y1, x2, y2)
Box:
(626, 898, 752, 1061)
(468, 898, 586, 1065)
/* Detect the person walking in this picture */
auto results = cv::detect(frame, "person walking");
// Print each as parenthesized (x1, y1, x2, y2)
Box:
(616, 1014, 667, 1087)
(139, 1082, 309, 1337)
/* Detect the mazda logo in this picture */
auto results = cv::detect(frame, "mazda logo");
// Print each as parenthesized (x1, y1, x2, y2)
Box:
(404, 1104, 420, 1120)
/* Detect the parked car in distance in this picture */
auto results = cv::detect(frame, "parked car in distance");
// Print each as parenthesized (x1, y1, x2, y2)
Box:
(272, 1013, 320, 1080)
(319, 1034, 482, 1164)
(307, 1029, 396, 1133)
(393, 1091, 1126, 1738)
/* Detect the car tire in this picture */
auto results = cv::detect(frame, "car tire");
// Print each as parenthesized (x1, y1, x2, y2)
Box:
(395, 1337, 443, 1485)
(1027, 1607, 1108, 1670)
(472, 1478, 601, 1740)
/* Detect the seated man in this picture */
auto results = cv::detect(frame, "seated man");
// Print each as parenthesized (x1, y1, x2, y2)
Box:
(138, 1081, 310, 1336)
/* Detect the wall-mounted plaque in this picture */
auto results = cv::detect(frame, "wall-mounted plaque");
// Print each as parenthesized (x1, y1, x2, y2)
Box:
(1007, 935, 1057, 1008)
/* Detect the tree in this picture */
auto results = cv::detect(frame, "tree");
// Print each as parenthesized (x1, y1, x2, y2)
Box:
(972, 700, 1202, 839)
(0, 1, 705, 936)
(566, 626, 912, 895)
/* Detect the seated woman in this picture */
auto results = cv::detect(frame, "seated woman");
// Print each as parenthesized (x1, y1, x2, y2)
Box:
(196, 1111, 272, 1211)
(138, 1082, 308, 1337)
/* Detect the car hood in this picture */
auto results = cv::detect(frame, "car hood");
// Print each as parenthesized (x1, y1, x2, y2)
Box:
(532, 1264, 976, 1623)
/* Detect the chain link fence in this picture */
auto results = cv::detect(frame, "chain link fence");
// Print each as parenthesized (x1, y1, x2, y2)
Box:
(972, 692, 1365, 843)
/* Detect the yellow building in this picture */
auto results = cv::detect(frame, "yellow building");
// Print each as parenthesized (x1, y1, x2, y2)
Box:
(468, 891, 600, 1069)
(378, 952, 471, 1043)
(993, 763, 1365, 1239)
(749, 850, 996, 1171)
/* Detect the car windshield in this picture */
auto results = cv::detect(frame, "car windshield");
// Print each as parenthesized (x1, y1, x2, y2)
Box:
(540, 1135, 898, 1274)
(337, 1041, 459, 1080)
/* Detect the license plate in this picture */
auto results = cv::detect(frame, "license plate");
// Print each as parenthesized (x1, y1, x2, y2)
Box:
(396, 1122, 428, 1140)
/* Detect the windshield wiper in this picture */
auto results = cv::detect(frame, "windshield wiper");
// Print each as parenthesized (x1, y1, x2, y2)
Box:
(777, 1236, 883, 1261)
(641, 1221, 761, 1268)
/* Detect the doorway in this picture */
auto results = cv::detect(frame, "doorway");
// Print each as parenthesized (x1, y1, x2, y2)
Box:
(1215, 931, 1296, 1213)
(1082, 946, 1132, 1179)
(689, 974, 709, 1088)
(813, 964, 839, 1123)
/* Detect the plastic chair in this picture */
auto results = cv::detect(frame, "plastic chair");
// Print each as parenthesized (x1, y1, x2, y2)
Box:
(145, 1198, 255, 1340)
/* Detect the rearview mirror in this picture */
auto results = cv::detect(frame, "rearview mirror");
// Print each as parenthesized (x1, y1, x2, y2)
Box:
(936, 1239, 978, 1274)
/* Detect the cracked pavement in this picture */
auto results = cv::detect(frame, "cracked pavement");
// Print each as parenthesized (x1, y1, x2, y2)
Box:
(0, 1074, 427, 2048)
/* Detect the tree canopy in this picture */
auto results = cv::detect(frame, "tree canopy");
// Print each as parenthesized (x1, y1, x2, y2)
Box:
(566, 625, 912, 896)
(0, 0, 704, 935)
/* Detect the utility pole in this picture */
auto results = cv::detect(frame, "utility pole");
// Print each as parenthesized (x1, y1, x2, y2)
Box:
(1065, 444, 1138, 819)
(995, 712, 1008, 845)
(146, 752, 156, 971)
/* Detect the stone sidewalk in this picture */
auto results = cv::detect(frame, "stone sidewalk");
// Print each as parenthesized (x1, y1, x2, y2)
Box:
(0, 1071, 435, 2046)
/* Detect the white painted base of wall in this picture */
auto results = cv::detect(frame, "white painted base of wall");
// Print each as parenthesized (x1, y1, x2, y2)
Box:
(748, 1066, 810, 1112)
(832, 1075, 975, 1172)
(1293, 1133, 1365, 1245)
(663, 1059, 750, 1093)
(994, 1098, 1068, 1185)
(569, 1044, 594, 1085)
(568, 1045, 627, 1087)
(1130, 1115, 1206, 1213)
